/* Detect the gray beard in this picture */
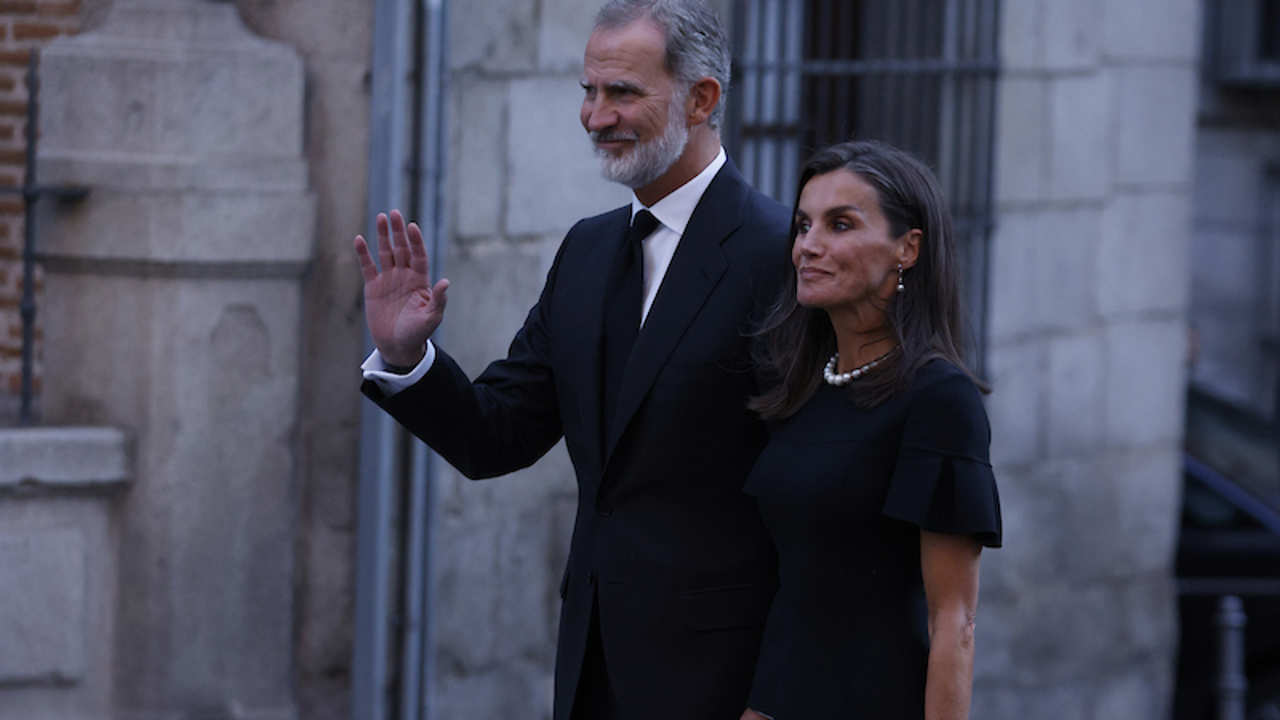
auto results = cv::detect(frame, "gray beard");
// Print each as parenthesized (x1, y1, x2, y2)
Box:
(592, 101, 690, 190)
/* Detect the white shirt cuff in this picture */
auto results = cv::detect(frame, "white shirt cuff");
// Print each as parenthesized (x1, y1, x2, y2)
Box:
(361, 341, 436, 395)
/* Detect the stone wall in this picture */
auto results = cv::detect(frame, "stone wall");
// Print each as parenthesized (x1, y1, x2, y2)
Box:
(977, 0, 1199, 716)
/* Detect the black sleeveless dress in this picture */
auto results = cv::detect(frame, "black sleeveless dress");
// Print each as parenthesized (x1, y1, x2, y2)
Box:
(744, 359, 1002, 718)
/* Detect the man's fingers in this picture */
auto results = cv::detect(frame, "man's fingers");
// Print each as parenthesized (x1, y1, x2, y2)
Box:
(407, 222, 429, 275)
(389, 210, 411, 268)
(375, 212, 393, 270)
(431, 278, 450, 313)
(354, 235, 378, 283)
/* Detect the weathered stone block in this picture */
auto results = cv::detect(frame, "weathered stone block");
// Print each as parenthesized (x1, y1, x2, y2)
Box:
(971, 682, 1093, 720)
(1099, 190, 1191, 317)
(1104, 318, 1188, 448)
(1095, 664, 1174, 720)
(1042, 0, 1101, 70)
(978, 579, 1135, 685)
(1046, 330, 1106, 458)
(1103, 0, 1201, 61)
(1047, 73, 1110, 201)
(994, 77, 1047, 204)
(539, 0, 599, 71)
(1108, 449, 1182, 576)
(439, 238, 561, 373)
(448, 0, 537, 72)
(39, 190, 315, 265)
(505, 76, 630, 237)
(0, 427, 128, 488)
(452, 78, 508, 238)
(1114, 66, 1197, 187)
(42, 2, 305, 160)
(985, 337, 1044, 468)
(999, 0, 1041, 71)
(988, 206, 1101, 340)
(0, 528, 85, 683)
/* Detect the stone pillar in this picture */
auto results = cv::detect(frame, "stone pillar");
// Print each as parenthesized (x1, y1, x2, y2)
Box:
(977, 1, 1200, 717)
(36, 1, 312, 717)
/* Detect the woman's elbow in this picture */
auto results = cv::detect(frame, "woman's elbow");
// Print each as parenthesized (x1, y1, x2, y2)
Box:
(928, 604, 978, 649)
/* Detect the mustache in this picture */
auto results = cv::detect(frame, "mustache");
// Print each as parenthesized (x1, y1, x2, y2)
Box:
(591, 129, 639, 144)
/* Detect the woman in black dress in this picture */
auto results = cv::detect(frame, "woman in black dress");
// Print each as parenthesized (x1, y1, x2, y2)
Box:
(740, 141, 1001, 720)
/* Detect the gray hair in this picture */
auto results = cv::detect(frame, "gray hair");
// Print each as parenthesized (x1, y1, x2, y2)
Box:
(595, 0, 731, 130)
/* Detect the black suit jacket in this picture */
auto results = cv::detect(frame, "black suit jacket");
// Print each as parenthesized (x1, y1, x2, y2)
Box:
(364, 159, 791, 720)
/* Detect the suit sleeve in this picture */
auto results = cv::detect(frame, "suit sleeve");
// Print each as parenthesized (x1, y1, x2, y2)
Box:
(361, 234, 572, 480)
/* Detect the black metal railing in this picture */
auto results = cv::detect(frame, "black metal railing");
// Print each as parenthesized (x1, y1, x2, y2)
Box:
(1178, 455, 1280, 720)
(0, 51, 87, 425)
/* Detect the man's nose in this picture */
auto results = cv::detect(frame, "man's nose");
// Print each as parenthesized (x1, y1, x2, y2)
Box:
(583, 100, 618, 132)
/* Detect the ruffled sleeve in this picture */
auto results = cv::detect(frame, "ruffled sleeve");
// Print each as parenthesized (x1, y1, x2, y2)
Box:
(881, 366, 1002, 548)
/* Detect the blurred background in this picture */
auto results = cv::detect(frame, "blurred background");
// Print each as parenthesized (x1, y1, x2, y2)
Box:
(0, 0, 1275, 718)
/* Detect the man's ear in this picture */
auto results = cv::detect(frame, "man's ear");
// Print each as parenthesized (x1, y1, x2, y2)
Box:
(899, 229, 922, 270)
(685, 77, 721, 126)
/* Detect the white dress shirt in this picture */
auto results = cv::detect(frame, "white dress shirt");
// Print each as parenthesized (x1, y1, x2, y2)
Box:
(362, 147, 729, 394)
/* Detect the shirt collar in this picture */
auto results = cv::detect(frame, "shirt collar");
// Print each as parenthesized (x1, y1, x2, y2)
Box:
(629, 146, 727, 237)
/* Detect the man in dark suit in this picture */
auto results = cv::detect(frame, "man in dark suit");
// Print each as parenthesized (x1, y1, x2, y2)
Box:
(354, 2, 790, 718)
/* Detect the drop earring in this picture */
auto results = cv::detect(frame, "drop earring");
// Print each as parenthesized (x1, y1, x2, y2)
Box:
(896, 263, 905, 293)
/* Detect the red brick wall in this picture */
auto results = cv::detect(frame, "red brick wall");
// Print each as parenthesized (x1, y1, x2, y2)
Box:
(0, 1, 78, 406)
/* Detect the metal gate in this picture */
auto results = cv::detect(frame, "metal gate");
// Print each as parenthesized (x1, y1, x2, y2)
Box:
(726, 0, 1000, 365)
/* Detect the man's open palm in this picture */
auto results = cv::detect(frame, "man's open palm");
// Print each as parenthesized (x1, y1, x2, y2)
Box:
(354, 209, 450, 367)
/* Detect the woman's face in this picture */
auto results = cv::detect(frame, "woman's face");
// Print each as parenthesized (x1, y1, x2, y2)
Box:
(792, 169, 913, 317)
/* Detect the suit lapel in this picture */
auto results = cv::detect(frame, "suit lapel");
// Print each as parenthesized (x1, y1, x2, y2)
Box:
(579, 207, 631, 469)
(603, 160, 750, 462)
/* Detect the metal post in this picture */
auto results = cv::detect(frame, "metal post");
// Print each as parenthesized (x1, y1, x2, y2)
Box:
(18, 51, 38, 425)
(1215, 595, 1248, 720)
(353, 0, 413, 716)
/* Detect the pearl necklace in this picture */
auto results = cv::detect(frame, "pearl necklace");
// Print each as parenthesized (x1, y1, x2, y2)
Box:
(823, 349, 895, 386)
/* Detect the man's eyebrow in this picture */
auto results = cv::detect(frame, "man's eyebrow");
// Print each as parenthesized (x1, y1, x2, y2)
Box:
(604, 80, 644, 94)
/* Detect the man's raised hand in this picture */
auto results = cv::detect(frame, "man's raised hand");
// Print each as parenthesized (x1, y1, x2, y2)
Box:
(354, 209, 450, 367)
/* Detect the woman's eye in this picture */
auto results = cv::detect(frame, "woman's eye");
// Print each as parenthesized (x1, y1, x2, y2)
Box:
(832, 220, 850, 231)
(796, 221, 811, 233)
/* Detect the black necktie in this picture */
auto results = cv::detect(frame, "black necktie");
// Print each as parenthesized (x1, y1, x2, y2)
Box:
(602, 209, 659, 440)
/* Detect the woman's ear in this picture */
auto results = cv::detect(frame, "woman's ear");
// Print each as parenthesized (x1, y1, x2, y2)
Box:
(899, 229, 922, 270)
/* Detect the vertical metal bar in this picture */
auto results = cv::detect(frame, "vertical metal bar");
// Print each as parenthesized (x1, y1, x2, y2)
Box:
(937, 0, 959, 186)
(408, 1, 449, 717)
(814, 0, 831, 145)
(973, 0, 999, 371)
(771, 0, 786, 199)
(18, 51, 37, 426)
(833, 0, 852, 143)
(753, 0, 768, 194)
(354, 0, 414, 716)
(1215, 595, 1247, 720)
(397, 1, 430, 715)
(727, 0, 747, 159)
(900, 0, 917, 151)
